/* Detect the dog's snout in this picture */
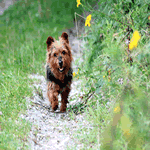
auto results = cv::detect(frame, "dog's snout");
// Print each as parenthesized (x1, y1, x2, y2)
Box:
(59, 60, 63, 67)
(58, 56, 62, 60)
(58, 56, 63, 67)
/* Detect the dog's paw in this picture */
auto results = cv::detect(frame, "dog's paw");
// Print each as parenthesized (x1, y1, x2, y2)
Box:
(52, 104, 58, 111)
(60, 105, 66, 112)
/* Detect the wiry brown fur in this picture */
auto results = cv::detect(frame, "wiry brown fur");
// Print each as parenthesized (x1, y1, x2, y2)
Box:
(46, 32, 73, 112)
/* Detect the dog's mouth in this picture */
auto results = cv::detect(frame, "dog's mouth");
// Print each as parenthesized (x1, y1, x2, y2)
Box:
(58, 67, 65, 72)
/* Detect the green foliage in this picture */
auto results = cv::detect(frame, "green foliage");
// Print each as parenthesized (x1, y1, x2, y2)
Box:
(75, 0, 150, 149)
(67, 102, 85, 114)
(2, 0, 81, 26)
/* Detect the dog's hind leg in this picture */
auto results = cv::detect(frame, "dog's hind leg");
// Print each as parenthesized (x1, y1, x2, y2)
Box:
(47, 82, 59, 111)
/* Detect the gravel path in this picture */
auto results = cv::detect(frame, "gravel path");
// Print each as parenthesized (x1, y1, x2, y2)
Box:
(20, 28, 89, 149)
(21, 75, 89, 150)
(0, 0, 17, 15)
(20, 23, 90, 149)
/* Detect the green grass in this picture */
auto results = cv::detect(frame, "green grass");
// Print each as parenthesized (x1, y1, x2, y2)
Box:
(0, 72, 32, 149)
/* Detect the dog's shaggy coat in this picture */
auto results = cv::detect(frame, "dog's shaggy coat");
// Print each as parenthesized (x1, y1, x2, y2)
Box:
(46, 32, 73, 112)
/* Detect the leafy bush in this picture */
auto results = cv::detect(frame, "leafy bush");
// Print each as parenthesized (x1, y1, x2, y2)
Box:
(75, 0, 150, 149)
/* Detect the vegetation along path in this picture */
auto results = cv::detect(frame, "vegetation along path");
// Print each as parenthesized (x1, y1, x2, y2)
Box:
(1, 0, 149, 149)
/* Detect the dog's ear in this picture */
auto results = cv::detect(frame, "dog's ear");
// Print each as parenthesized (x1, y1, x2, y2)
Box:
(61, 32, 69, 44)
(46, 36, 54, 50)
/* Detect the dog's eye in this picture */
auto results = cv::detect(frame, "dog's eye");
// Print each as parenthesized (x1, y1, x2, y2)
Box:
(54, 53, 57, 57)
(62, 51, 66, 55)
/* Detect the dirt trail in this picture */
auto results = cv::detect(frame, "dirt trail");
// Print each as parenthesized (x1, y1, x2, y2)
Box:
(20, 27, 89, 149)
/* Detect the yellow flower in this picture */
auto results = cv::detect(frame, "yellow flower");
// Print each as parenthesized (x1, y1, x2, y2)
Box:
(103, 76, 105, 78)
(76, 69, 79, 74)
(133, 30, 141, 41)
(73, 72, 76, 77)
(129, 40, 137, 50)
(120, 115, 132, 138)
(114, 106, 120, 113)
(86, 14, 91, 21)
(77, 0, 81, 7)
(129, 30, 141, 50)
(85, 14, 91, 27)
(85, 20, 91, 27)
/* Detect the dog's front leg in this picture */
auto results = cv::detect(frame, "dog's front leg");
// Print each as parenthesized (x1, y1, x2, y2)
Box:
(51, 91, 59, 111)
(47, 82, 59, 111)
(60, 86, 70, 112)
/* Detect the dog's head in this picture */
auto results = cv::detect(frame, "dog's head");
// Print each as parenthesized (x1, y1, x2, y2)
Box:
(46, 32, 72, 75)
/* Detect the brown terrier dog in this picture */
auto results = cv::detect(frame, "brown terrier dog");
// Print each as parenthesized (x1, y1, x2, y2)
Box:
(46, 32, 73, 112)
